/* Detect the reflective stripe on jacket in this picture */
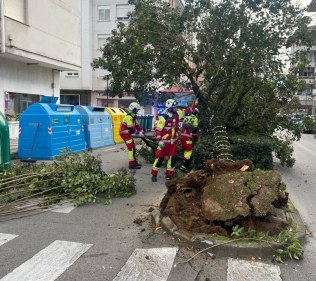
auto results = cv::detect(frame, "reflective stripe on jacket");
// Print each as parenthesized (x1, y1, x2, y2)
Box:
(181, 115, 199, 135)
(120, 113, 142, 135)
(155, 112, 179, 142)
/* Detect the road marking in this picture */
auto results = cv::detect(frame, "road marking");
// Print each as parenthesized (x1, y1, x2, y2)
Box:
(227, 258, 282, 281)
(113, 247, 178, 281)
(0, 233, 19, 247)
(0, 240, 92, 281)
(51, 203, 76, 213)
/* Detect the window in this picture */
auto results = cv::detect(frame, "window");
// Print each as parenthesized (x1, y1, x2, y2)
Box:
(98, 5, 110, 21)
(65, 72, 79, 77)
(306, 88, 312, 95)
(116, 5, 129, 20)
(300, 71, 314, 77)
(5, 93, 40, 118)
(60, 94, 80, 106)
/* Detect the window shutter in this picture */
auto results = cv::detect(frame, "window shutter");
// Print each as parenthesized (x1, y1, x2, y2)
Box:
(116, 5, 129, 20)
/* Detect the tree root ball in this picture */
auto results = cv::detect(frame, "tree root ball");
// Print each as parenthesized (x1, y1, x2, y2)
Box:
(160, 159, 288, 236)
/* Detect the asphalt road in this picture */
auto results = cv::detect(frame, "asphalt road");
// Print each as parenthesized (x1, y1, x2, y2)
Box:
(275, 133, 316, 281)
(0, 137, 316, 280)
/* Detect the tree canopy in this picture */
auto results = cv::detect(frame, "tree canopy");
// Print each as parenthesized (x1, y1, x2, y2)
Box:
(92, 0, 313, 166)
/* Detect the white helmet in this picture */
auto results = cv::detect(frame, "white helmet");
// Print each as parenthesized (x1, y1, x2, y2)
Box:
(128, 102, 141, 112)
(165, 99, 177, 109)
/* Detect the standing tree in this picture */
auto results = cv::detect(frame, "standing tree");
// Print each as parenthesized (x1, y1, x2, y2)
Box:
(92, 0, 312, 166)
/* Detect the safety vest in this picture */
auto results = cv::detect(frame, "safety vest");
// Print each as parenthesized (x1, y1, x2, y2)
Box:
(181, 115, 199, 137)
(155, 112, 179, 143)
(120, 113, 142, 135)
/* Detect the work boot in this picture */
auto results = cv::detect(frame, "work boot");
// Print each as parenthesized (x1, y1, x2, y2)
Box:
(179, 165, 189, 173)
(151, 175, 157, 182)
(129, 165, 141, 170)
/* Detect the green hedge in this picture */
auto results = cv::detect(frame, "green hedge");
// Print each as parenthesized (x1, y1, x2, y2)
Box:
(229, 135, 273, 170)
(191, 135, 216, 170)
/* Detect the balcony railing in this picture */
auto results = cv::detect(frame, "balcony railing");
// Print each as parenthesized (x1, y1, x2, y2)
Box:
(302, 78, 315, 85)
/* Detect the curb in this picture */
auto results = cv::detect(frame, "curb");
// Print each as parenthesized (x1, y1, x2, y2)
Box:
(150, 208, 306, 259)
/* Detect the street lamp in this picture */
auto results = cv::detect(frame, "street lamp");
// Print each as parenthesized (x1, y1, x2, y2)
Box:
(104, 74, 110, 107)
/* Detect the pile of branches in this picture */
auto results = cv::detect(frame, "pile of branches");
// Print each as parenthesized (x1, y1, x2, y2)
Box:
(0, 152, 136, 217)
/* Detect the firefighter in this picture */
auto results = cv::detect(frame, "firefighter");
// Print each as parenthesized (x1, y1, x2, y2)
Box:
(151, 99, 179, 182)
(119, 102, 144, 169)
(179, 107, 199, 172)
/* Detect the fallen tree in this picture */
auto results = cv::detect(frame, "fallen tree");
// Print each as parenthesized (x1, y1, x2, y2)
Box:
(0, 152, 136, 217)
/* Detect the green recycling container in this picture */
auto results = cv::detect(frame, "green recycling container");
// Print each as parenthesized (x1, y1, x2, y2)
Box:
(147, 115, 154, 131)
(143, 115, 148, 131)
(138, 115, 145, 131)
(0, 112, 11, 172)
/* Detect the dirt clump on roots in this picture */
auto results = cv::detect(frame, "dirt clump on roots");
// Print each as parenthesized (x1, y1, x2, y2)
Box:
(160, 159, 289, 237)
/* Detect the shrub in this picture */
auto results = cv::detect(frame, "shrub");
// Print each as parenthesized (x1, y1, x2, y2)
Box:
(302, 115, 316, 134)
(229, 135, 274, 170)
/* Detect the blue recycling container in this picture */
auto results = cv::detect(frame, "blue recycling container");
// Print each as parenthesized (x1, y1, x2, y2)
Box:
(75, 106, 114, 149)
(18, 96, 86, 160)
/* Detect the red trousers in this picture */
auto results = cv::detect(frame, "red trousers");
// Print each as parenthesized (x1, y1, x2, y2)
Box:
(180, 135, 193, 161)
(120, 133, 138, 166)
(151, 142, 177, 177)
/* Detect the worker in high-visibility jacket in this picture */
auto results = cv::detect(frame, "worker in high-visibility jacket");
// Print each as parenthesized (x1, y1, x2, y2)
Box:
(179, 107, 199, 172)
(119, 102, 144, 169)
(151, 99, 180, 182)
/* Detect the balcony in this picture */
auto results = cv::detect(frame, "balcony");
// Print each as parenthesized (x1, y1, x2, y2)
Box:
(302, 78, 315, 85)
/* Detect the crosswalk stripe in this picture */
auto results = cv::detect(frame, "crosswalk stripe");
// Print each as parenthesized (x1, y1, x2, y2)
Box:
(51, 203, 76, 213)
(227, 258, 282, 281)
(0, 240, 93, 281)
(113, 247, 178, 281)
(0, 233, 19, 247)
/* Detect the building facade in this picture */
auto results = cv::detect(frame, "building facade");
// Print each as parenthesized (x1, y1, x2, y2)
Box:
(0, 0, 81, 122)
(291, 27, 316, 115)
(60, 0, 184, 112)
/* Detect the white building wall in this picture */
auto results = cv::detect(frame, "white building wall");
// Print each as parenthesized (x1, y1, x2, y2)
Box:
(0, 0, 80, 134)
(0, 58, 60, 113)
(60, 0, 93, 90)
(0, 59, 60, 95)
(2, 0, 81, 70)
(91, 0, 132, 91)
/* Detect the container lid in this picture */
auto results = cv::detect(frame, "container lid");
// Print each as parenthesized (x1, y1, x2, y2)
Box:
(40, 96, 58, 104)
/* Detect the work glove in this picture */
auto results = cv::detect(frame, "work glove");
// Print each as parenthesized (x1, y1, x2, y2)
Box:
(139, 132, 145, 138)
(158, 141, 165, 148)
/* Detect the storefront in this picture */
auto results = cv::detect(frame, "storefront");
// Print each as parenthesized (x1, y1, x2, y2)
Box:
(5, 92, 40, 121)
